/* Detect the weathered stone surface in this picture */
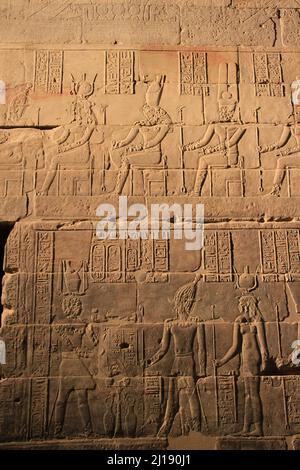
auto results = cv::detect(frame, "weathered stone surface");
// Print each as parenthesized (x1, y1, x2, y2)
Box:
(1, 0, 300, 452)
(181, 3, 277, 46)
(292, 436, 300, 450)
(281, 9, 300, 47)
(216, 437, 287, 450)
(0, 1, 289, 47)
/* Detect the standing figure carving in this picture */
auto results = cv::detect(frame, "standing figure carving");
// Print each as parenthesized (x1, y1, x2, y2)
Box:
(147, 273, 206, 437)
(215, 294, 268, 436)
(53, 323, 97, 438)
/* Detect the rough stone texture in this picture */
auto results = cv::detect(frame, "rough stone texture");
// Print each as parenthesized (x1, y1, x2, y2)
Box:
(1, 0, 300, 451)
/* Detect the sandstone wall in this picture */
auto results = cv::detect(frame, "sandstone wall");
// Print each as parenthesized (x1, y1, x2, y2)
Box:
(1, 0, 300, 450)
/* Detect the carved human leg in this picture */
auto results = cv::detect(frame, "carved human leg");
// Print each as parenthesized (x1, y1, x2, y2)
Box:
(269, 154, 300, 196)
(54, 383, 72, 437)
(248, 377, 263, 436)
(40, 144, 90, 195)
(243, 376, 263, 436)
(178, 376, 201, 433)
(76, 389, 93, 436)
(112, 150, 161, 195)
(193, 153, 226, 196)
(185, 377, 201, 432)
(157, 378, 179, 438)
(39, 151, 59, 195)
(114, 155, 130, 195)
(243, 377, 252, 435)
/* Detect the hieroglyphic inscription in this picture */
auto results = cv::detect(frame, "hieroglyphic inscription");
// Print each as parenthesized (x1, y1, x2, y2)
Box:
(203, 231, 232, 282)
(105, 50, 135, 95)
(90, 238, 169, 283)
(34, 50, 63, 94)
(218, 376, 237, 426)
(34, 231, 54, 323)
(253, 53, 284, 97)
(179, 52, 209, 96)
(259, 230, 300, 280)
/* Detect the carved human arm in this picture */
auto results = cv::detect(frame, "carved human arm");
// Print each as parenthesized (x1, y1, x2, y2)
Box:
(256, 321, 269, 371)
(10, 141, 23, 162)
(85, 324, 99, 347)
(259, 126, 291, 152)
(275, 144, 300, 156)
(228, 127, 246, 146)
(112, 124, 140, 149)
(183, 125, 215, 151)
(144, 125, 170, 149)
(56, 128, 71, 145)
(216, 321, 240, 367)
(51, 334, 59, 353)
(196, 322, 206, 377)
(148, 323, 171, 366)
(70, 73, 76, 95)
(59, 126, 94, 152)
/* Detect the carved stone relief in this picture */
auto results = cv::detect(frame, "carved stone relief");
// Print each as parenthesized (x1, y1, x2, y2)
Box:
(1, 0, 300, 451)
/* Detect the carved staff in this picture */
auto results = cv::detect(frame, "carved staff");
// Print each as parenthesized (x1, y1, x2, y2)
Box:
(212, 305, 219, 427)
(48, 383, 60, 434)
(196, 321, 208, 429)
(196, 382, 208, 430)
(276, 303, 290, 429)
(178, 106, 187, 194)
(101, 150, 108, 193)
(200, 87, 207, 126)
(276, 304, 282, 360)
(254, 107, 263, 192)
(114, 385, 122, 437)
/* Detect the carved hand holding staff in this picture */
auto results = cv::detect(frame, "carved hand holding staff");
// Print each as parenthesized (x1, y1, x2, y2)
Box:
(177, 106, 187, 194)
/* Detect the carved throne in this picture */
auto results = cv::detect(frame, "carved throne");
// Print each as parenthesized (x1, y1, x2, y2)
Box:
(56, 148, 93, 196)
(128, 155, 168, 197)
(208, 156, 245, 197)
(286, 167, 300, 197)
(0, 146, 24, 197)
